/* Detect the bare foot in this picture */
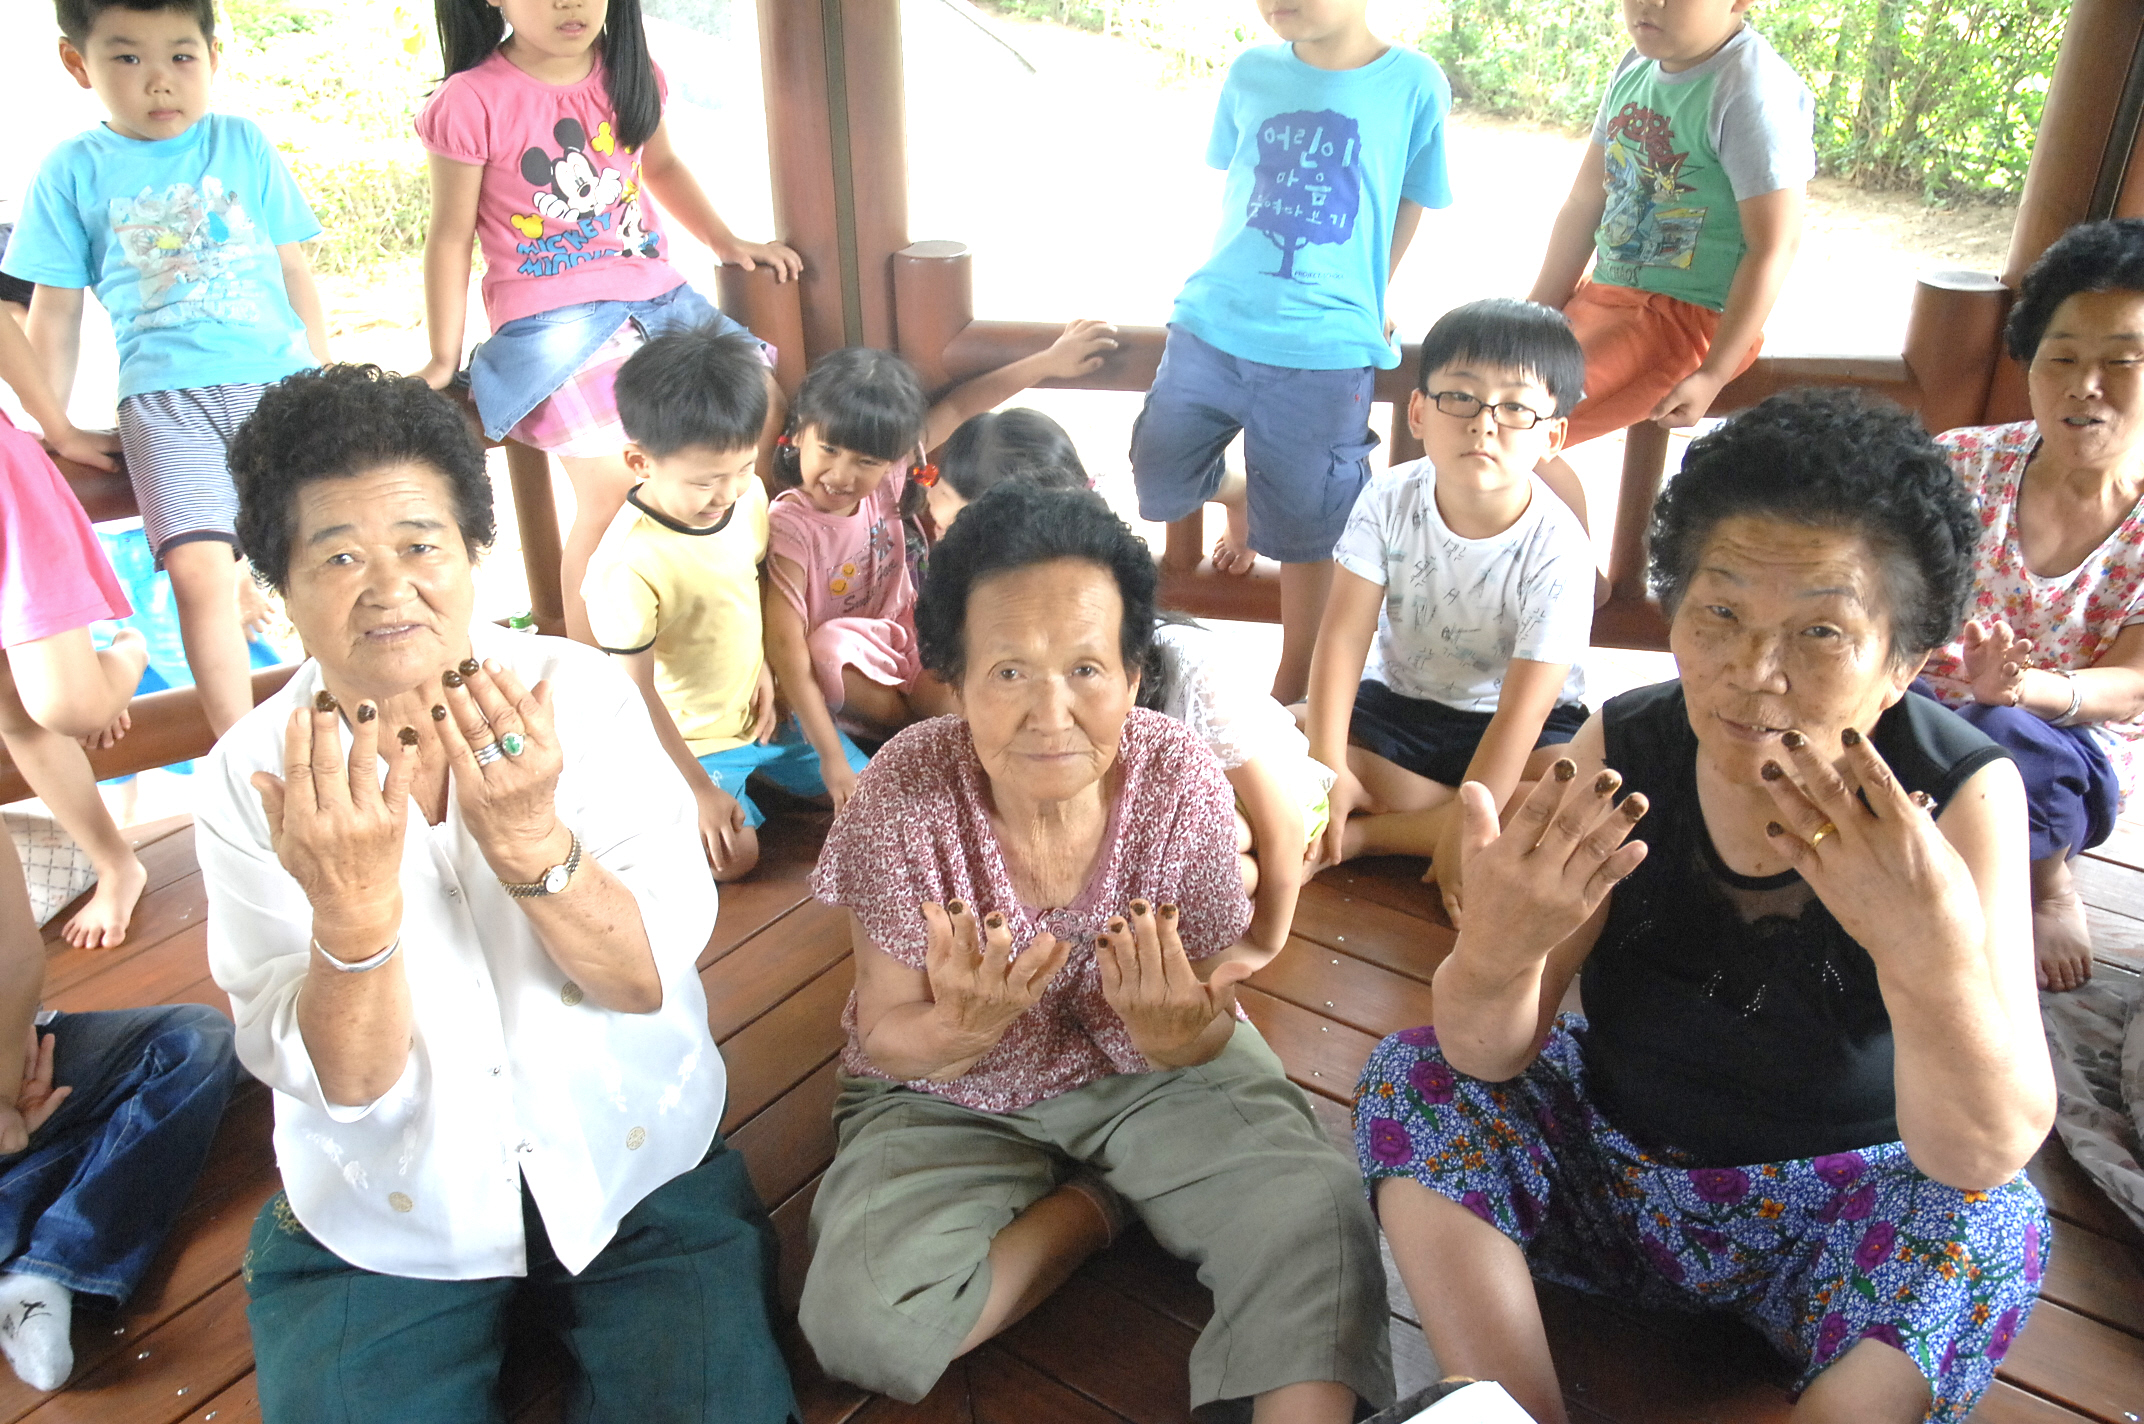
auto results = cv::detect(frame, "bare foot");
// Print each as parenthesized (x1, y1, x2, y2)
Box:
(2030, 857, 2093, 992)
(1211, 501, 1258, 576)
(79, 706, 129, 752)
(61, 853, 145, 950)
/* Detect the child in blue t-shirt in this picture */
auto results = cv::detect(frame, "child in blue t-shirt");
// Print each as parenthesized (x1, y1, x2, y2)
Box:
(1132, 0, 1451, 706)
(5, 0, 328, 740)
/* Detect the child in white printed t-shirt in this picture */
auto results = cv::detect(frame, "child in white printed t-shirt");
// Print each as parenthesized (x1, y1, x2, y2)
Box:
(1303, 299, 1596, 903)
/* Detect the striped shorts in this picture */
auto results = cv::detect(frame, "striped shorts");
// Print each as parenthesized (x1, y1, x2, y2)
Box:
(116, 382, 268, 564)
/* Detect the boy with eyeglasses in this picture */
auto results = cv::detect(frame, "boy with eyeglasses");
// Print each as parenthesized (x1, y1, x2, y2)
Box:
(1302, 300, 1594, 903)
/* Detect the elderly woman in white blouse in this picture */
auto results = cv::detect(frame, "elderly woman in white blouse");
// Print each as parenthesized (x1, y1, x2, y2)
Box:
(200, 366, 795, 1424)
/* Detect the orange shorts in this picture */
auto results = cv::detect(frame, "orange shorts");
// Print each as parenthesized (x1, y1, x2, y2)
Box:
(1560, 280, 1762, 447)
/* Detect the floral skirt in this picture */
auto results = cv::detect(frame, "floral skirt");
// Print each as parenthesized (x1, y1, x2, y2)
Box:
(1353, 1016, 2049, 1422)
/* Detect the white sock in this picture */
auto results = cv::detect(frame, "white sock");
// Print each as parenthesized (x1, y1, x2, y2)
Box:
(0, 1274, 71, 1391)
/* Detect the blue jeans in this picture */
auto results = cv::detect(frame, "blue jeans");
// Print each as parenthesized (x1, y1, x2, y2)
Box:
(466, 283, 755, 440)
(0, 1005, 237, 1304)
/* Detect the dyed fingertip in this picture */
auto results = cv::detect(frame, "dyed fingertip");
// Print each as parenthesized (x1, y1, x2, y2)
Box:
(1765, 821, 1786, 838)
(355, 702, 378, 724)
(430, 704, 448, 721)
(458, 657, 480, 677)
(1130, 899, 1150, 917)
(1760, 761, 1783, 782)
(1840, 726, 1863, 747)
(983, 911, 1004, 930)
(1621, 793, 1648, 820)
(945, 898, 966, 917)
(1108, 918, 1127, 935)
(1592, 770, 1620, 795)
(1780, 729, 1807, 751)
(1160, 903, 1178, 920)
(442, 668, 465, 689)
(397, 726, 419, 747)
(313, 690, 338, 713)
(1551, 759, 1577, 783)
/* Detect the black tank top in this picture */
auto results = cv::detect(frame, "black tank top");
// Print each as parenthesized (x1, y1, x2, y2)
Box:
(1582, 681, 2007, 1167)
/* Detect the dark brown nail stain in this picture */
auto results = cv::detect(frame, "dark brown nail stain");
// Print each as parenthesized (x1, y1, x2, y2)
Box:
(1621, 794, 1648, 820)
(1760, 761, 1783, 781)
(984, 912, 1004, 930)
(1780, 729, 1807, 750)
(1160, 904, 1178, 920)
(1130, 899, 1149, 916)
(458, 658, 480, 677)
(1552, 759, 1576, 782)
(1765, 821, 1786, 837)
(945, 899, 965, 917)
(355, 703, 377, 724)
(397, 727, 419, 747)
(1593, 770, 1619, 795)
(1840, 726, 1862, 747)
(430, 704, 448, 721)
(442, 669, 465, 689)
(313, 690, 338, 713)
(1108, 918, 1127, 934)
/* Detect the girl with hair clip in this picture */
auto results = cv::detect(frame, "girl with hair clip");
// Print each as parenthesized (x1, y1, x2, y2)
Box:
(414, 0, 799, 643)
(765, 324, 1119, 809)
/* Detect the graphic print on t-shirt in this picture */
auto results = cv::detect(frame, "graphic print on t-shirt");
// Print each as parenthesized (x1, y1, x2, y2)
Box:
(108, 176, 266, 331)
(1246, 109, 1362, 282)
(512, 117, 661, 277)
(1597, 102, 1707, 273)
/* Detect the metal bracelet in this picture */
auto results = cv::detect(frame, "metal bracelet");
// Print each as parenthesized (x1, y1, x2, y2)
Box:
(2052, 671, 2086, 728)
(311, 937, 401, 973)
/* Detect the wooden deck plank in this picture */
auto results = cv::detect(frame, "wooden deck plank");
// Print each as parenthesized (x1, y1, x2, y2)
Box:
(1973, 1380, 2103, 1423)
(702, 815, 831, 968)
(704, 901, 853, 1042)
(1999, 1299, 2144, 1421)
(1249, 939, 1436, 1041)
(171, 1372, 256, 1424)
(1304, 860, 1447, 926)
(1536, 1283, 1795, 1423)
(731, 1058, 842, 1211)
(2030, 1139, 2144, 1250)
(1238, 987, 1378, 1104)
(719, 966, 852, 1134)
(1286, 890, 1452, 985)
(2043, 1226, 2144, 1337)
(15, 1277, 253, 1424)
(996, 1273, 1195, 1424)
(41, 873, 207, 1001)
(972, 1349, 1138, 1424)
(45, 923, 208, 1015)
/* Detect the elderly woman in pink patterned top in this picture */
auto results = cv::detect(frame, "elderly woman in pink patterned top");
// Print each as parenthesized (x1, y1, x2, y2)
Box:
(796, 483, 1392, 1422)
(1918, 218, 2144, 993)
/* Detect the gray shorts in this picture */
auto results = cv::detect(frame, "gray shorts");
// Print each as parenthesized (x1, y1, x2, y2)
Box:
(116, 382, 268, 564)
(1130, 325, 1379, 563)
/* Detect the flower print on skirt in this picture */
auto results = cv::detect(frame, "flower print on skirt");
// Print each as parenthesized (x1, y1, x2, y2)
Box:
(1354, 1016, 2049, 1423)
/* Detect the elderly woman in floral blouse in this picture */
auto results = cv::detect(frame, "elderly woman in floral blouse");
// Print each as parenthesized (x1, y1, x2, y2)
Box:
(1918, 218, 2144, 991)
(797, 483, 1392, 1422)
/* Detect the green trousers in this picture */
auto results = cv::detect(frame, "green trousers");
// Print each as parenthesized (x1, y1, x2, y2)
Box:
(244, 1139, 798, 1424)
(798, 1023, 1393, 1416)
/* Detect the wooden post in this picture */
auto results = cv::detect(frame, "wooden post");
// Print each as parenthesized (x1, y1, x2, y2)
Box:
(891, 240, 976, 394)
(1900, 270, 2010, 435)
(504, 441, 566, 637)
(755, 0, 908, 359)
(717, 264, 810, 394)
(1606, 421, 1671, 607)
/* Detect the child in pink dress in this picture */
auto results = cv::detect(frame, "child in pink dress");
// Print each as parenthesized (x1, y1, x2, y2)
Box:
(764, 328, 1121, 809)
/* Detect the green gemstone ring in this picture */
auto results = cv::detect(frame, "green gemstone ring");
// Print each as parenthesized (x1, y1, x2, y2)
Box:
(500, 731, 527, 757)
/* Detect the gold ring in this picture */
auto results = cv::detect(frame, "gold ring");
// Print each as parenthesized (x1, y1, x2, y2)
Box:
(1808, 821, 1838, 848)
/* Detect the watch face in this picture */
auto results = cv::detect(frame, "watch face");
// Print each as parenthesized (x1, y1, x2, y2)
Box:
(542, 864, 570, 894)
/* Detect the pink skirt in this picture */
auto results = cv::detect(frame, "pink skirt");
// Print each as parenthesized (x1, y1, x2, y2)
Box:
(806, 616, 923, 712)
(506, 321, 644, 458)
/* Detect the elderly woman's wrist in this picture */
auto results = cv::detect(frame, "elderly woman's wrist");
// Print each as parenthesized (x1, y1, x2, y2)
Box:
(311, 901, 402, 960)
(486, 820, 574, 885)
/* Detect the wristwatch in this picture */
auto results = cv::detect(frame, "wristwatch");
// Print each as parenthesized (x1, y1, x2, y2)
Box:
(500, 831, 582, 899)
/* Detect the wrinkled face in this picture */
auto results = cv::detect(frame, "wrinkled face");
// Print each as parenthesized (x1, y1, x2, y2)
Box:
(926, 480, 970, 536)
(1257, 0, 1367, 46)
(491, 0, 607, 61)
(1409, 362, 1567, 491)
(282, 463, 478, 706)
(795, 424, 898, 516)
(635, 443, 757, 528)
(1620, 0, 1751, 69)
(61, 7, 218, 143)
(957, 559, 1140, 809)
(2029, 288, 2144, 474)
(1668, 517, 1918, 786)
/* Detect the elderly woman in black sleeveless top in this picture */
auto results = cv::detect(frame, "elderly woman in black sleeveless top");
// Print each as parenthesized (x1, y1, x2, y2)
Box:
(1355, 390, 2055, 1424)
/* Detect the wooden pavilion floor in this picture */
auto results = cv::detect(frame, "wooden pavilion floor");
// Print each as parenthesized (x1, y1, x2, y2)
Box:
(12, 801, 2144, 1424)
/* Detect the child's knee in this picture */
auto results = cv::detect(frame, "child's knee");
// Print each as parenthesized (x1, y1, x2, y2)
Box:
(715, 826, 761, 883)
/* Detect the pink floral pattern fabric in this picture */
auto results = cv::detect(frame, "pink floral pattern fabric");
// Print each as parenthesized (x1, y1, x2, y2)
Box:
(1920, 421, 2144, 793)
(812, 709, 1252, 1112)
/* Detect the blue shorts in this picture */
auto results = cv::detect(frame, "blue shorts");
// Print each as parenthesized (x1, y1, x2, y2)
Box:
(696, 718, 868, 828)
(1130, 325, 1379, 563)
(1350, 679, 1588, 788)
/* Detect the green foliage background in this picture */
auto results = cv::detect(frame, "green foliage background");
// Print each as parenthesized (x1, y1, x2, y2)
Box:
(990, 0, 2065, 201)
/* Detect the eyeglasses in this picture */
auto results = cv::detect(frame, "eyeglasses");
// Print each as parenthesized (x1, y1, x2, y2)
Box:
(1426, 390, 1551, 431)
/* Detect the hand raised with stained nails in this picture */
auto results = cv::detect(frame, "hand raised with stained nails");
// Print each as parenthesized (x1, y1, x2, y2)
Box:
(249, 691, 415, 929)
(1758, 726, 1984, 967)
(1452, 760, 1649, 971)
(434, 658, 566, 877)
(1096, 900, 1255, 1068)
(1959, 619, 2033, 709)
(920, 900, 1070, 1062)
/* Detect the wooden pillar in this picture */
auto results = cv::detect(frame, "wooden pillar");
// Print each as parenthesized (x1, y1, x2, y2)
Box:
(504, 440, 566, 637)
(756, 0, 909, 359)
(717, 264, 809, 394)
(891, 240, 976, 393)
(1900, 270, 2010, 435)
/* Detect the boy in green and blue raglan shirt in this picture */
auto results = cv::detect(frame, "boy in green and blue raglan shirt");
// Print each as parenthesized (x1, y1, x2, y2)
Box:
(1131, 0, 1450, 706)
(1529, 0, 1813, 449)
(5, 0, 328, 741)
